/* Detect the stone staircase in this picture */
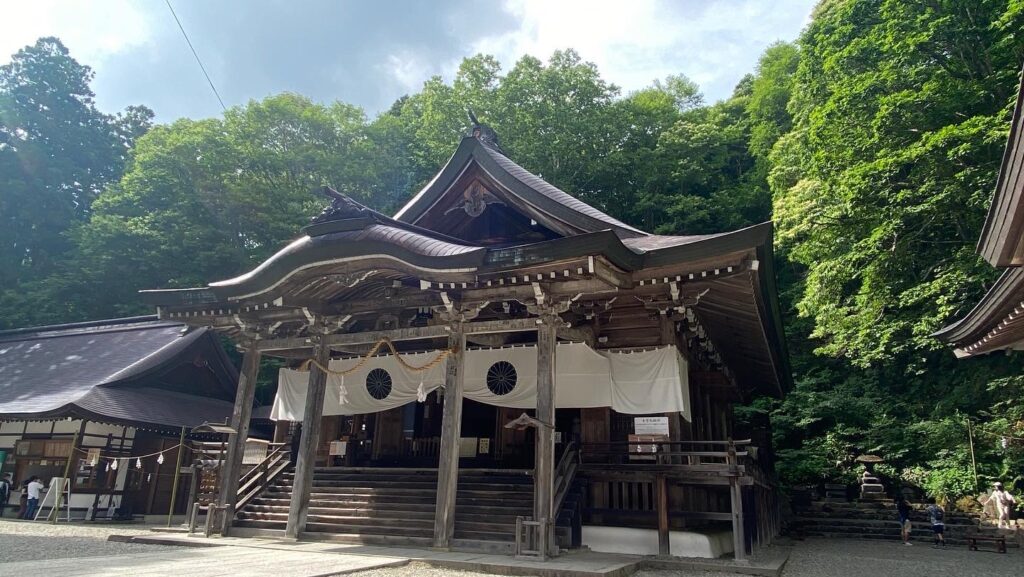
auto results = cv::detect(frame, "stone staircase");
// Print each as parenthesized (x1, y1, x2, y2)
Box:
(235, 467, 581, 552)
(793, 500, 1018, 547)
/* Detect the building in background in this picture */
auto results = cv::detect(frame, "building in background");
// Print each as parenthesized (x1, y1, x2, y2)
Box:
(0, 316, 243, 519)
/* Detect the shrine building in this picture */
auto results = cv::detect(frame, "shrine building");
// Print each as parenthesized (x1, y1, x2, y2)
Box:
(142, 123, 791, 560)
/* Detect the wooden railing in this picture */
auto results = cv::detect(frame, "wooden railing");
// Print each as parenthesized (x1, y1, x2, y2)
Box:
(578, 439, 776, 561)
(399, 436, 441, 458)
(553, 441, 579, 516)
(234, 442, 290, 512)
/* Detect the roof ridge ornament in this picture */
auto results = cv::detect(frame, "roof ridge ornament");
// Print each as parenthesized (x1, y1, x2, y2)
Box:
(467, 108, 503, 152)
(310, 186, 373, 225)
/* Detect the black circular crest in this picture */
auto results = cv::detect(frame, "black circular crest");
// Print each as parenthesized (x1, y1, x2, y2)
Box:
(486, 361, 517, 396)
(365, 368, 393, 400)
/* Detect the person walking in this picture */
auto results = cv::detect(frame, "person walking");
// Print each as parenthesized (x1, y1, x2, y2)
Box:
(22, 476, 43, 520)
(0, 473, 11, 517)
(925, 498, 946, 548)
(896, 496, 913, 545)
(989, 482, 1016, 529)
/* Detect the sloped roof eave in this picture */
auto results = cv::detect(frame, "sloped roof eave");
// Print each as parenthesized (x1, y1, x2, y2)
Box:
(934, 267, 1024, 354)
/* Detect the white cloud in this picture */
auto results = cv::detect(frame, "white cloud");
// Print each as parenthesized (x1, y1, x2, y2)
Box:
(0, 1, 153, 67)
(466, 0, 815, 101)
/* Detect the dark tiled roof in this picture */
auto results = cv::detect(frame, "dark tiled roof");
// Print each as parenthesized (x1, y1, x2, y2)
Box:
(474, 142, 648, 237)
(0, 318, 238, 428)
(394, 137, 648, 239)
(622, 233, 722, 253)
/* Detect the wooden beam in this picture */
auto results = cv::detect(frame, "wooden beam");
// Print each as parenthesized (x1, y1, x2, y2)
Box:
(284, 336, 330, 539)
(218, 346, 261, 535)
(534, 315, 557, 557)
(433, 324, 466, 548)
(256, 318, 540, 352)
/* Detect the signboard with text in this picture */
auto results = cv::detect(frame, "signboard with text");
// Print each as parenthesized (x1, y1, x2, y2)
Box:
(634, 416, 670, 436)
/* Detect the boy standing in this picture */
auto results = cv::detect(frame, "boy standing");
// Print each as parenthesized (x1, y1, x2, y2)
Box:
(925, 498, 946, 548)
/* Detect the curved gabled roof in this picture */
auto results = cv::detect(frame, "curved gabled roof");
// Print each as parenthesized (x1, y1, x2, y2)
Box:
(394, 136, 647, 239)
(200, 224, 485, 302)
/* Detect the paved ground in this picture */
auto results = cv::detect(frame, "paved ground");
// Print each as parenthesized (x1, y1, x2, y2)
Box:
(2, 520, 1021, 576)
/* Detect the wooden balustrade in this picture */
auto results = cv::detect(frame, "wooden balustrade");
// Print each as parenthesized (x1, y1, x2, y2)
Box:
(399, 436, 441, 458)
(234, 442, 290, 512)
(577, 439, 779, 561)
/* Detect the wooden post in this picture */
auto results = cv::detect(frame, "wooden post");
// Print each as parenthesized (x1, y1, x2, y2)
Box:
(218, 345, 262, 535)
(966, 418, 979, 492)
(285, 335, 330, 540)
(167, 426, 187, 527)
(433, 324, 466, 548)
(728, 440, 746, 560)
(50, 426, 82, 523)
(534, 314, 558, 557)
(656, 474, 670, 556)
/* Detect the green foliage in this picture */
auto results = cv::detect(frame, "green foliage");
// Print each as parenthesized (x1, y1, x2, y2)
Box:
(0, 37, 152, 289)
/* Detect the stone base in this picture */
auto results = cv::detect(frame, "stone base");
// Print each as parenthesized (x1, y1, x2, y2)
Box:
(582, 525, 734, 558)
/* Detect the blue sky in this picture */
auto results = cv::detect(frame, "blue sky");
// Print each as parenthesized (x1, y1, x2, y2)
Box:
(1, 0, 817, 122)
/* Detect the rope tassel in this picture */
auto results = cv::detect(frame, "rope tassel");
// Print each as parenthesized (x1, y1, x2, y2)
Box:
(338, 375, 349, 406)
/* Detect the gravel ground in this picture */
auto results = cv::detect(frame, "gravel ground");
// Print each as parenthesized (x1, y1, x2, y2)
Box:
(0, 519, 167, 563)
(780, 537, 1022, 577)
(352, 562, 742, 577)
(351, 538, 1023, 577)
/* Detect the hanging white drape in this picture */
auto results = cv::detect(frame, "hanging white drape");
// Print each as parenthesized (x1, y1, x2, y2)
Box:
(270, 350, 446, 419)
(271, 343, 689, 420)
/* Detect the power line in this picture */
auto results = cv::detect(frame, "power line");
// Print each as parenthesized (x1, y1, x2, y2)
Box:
(164, 0, 226, 112)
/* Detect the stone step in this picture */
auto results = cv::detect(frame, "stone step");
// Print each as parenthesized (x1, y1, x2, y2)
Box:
(798, 531, 1018, 548)
(795, 517, 990, 531)
(305, 522, 433, 538)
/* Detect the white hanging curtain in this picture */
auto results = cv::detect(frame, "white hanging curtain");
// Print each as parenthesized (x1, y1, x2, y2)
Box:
(271, 343, 690, 420)
(270, 350, 446, 419)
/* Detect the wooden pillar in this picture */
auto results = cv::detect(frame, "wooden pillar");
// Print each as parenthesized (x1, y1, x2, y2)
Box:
(285, 336, 330, 540)
(219, 345, 261, 535)
(534, 314, 558, 556)
(656, 474, 670, 556)
(432, 324, 465, 548)
(728, 440, 746, 560)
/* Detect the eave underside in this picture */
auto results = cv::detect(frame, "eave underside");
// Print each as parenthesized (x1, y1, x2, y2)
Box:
(152, 246, 785, 399)
(936, 267, 1024, 357)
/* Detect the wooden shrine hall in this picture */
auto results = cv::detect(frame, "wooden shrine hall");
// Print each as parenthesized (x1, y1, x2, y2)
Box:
(142, 123, 791, 560)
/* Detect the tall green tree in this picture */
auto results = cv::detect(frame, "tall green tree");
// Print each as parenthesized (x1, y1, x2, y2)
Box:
(767, 0, 1024, 492)
(0, 37, 152, 287)
(53, 93, 383, 322)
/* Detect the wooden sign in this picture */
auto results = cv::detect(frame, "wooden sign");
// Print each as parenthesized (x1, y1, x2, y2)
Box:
(329, 441, 347, 456)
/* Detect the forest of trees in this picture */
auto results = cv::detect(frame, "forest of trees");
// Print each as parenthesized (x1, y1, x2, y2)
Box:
(2, 0, 1023, 503)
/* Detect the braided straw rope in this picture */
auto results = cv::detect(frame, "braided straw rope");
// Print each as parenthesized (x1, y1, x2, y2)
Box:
(299, 338, 453, 376)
